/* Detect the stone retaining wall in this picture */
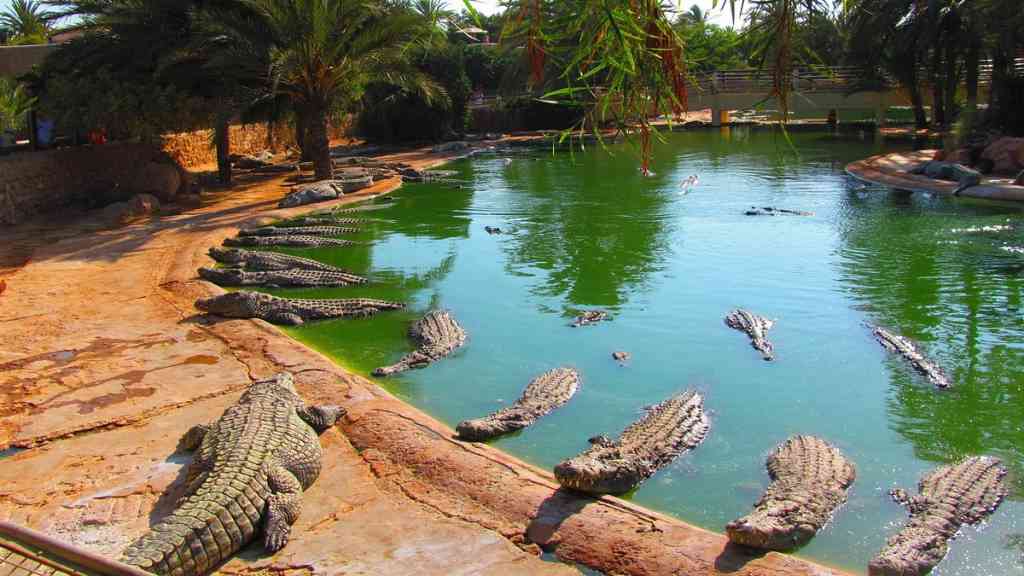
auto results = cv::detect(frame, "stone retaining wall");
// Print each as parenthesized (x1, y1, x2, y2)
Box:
(0, 143, 177, 225)
(162, 119, 352, 170)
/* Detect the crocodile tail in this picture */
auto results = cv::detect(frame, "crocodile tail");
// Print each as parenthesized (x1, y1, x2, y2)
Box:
(121, 473, 267, 576)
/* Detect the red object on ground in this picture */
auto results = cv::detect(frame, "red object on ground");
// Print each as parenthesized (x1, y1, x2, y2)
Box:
(88, 128, 107, 145)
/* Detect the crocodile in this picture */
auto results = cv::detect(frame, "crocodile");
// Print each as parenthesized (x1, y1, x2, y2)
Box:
(223, 235, 358, 249)
(196, 291, 403, 325)
(372, 310, 467, 376)
(872, 326, 951, 389)
(238, 225, 360, 237)
(554, 390, 710, 495)
(198, 267, 367, 288)
(726, 435, 856, 550)
(869, 456, 1007, 576)
(744, 206, 814, 216)
(908, 161, 983, 196)
(120, 373, 344, 576)
(283, 217, 364, 226)
(571, 310, 609, 327)
(208, 247, 351, 273)
(725, 309, 776, 361)
(456, 367, 581, 441)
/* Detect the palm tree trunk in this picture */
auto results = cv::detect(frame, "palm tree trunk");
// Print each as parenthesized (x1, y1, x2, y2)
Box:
(930, 48, 945, 127)
(942, 39, 958, 125)
(309, 103, 332, 180)
(294, 104, 311, 161)
(964, 37, 980, 130)
(215, 116, 232, 186)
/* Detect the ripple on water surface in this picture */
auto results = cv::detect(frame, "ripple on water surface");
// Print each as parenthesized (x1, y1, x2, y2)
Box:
(276, 129, 1024, 575)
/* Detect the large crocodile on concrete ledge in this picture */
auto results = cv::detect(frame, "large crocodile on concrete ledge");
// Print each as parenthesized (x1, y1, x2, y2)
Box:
(456, 367, 581, 441)
(554, 390, 709, 495)
(725, 309, 776, 360)
(238, 225, 360, 237)
(198, 267, 367, 287)
(208, 247, 352, 273)
(908, 161, 982, 196)
(223, 235, 358, 248)
(727, 435, 856, 550)
(872, 326, 951, 389)
(869, 456, 1007, 576)
(120, 373, 344, 576)
(196, 291, 404, 325)
(372, 309, 467, 376)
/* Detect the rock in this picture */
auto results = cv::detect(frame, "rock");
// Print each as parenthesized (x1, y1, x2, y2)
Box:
(100, 193, 160, 226)
(278, 180, 345, 208)
(981, 137, 1024, 174)
(125, 162, 182, 202)
(432, 141, 471, 153)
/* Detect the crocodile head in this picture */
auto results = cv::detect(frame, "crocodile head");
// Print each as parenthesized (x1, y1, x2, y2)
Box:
(553, 444, 647, 495)
(208, 247, 245, 265)
(725, 508, 816, 551)
(198, 267, 245, 284)
(195, 291, 269, 318)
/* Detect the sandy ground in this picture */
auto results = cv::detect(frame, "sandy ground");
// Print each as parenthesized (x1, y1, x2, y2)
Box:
(847, 150, 1024, 202)
(0, 143, 850, 576)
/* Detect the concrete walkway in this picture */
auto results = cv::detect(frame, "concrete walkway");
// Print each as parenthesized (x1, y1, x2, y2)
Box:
(0, 147, 851, 576)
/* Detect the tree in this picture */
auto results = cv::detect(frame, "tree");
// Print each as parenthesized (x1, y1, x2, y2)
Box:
(0, 77, 35, 133)
(0, 0, 54, 45)
(220, 0, 445, 179)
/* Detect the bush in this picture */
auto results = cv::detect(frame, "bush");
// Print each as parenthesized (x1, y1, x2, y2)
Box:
(358, 43, 471, 142)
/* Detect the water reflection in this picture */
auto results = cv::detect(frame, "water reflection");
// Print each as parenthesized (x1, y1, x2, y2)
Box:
(837, 192, 1024, 495)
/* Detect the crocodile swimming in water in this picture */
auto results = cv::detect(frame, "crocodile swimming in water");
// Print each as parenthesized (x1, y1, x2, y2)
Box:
(372, 310, 467, 376)
(120, 373, 344, 576)
(725, 309, 776, 360)
(869, 456, 1007, 576)
(223, 235, 358, 249)
(196, 291, 403, 325)
(198, 267, 367, 288)
(554, 390, 709, 494)
(456, 367, 580, 441)
(726, 435, 856, 550)
(872, 326, 951, 389)
(908, 161, 983, 196)
(208, 247, 351, 273)
(571, 310, 609, 327)
(238, 225, 360, 237)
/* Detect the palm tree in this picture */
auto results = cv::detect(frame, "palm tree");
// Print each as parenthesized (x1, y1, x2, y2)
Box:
(226, 0, 445, 179)
(682, 4, 708, 26)
(0, 0, 54, 44)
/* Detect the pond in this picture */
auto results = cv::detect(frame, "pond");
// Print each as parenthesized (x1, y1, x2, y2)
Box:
(270, 128, 1024, 575)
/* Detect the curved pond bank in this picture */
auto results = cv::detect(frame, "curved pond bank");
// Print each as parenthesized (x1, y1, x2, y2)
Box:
(847, 149, 1024, 201)
(0, 141, 846, 576)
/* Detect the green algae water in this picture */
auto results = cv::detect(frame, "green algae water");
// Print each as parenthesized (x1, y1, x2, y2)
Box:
(273, 128, 1024, 575)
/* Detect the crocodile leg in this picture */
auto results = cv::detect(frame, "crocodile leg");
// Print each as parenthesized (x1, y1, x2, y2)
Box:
(179, 423, 211, 451)
(265, 311, 305, 325)
(264, 464, 304, 552)
(297, 405, 346, 433)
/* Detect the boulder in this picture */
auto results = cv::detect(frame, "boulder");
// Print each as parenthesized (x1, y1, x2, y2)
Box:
(100, 193, 161, 226)
(981, 137, 1024, 174)
(124, 162, 182, 202)
(278, 180, 346, 208)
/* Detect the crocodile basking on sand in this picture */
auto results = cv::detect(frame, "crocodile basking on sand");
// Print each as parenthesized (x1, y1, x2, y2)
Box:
(196, 291, 403, 325)
(554, 390, 709, 494)
(727, 435, 856, 550)
(725, 309, 776, 360)
(223, 235, 358, 248)
(238, 225, 360, 237)
(283, 217, 364, 226)
(372, 310, 467, 376)
(209, 247, 352, 273)
(872, 326, 951, 389)
(120, 373, 344, 576)
(456, 367, 580, 441)
(869, 456, 1007, 576)
(198, 267, 367, 288)
(908, 161, 982, 196)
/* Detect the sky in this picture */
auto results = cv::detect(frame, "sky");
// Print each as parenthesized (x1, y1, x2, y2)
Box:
(451, 0, 739, 26)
